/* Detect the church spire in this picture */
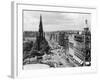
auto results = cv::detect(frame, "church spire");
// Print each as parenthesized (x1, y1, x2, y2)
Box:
(36, 15, 44, 50)
(31, 14, 50, 55)
(39, 15, 43, 36)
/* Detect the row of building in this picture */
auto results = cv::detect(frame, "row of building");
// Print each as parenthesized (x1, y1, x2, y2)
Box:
(69, 25, 91, 66)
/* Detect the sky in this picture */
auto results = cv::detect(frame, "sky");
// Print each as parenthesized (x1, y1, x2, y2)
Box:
(23, 10, 91, 31)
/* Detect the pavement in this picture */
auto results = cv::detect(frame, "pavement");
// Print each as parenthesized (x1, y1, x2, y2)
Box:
(23, 64, 50, 70)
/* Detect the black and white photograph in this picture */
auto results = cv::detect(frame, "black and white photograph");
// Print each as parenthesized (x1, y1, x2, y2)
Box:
(23, 10, 91, 70)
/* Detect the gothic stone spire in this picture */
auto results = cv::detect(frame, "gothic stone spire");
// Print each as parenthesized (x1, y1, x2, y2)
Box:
(39, 15, 44, 40)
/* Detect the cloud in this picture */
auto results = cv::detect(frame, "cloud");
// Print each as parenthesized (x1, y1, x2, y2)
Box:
(24, 10, 91, 31)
